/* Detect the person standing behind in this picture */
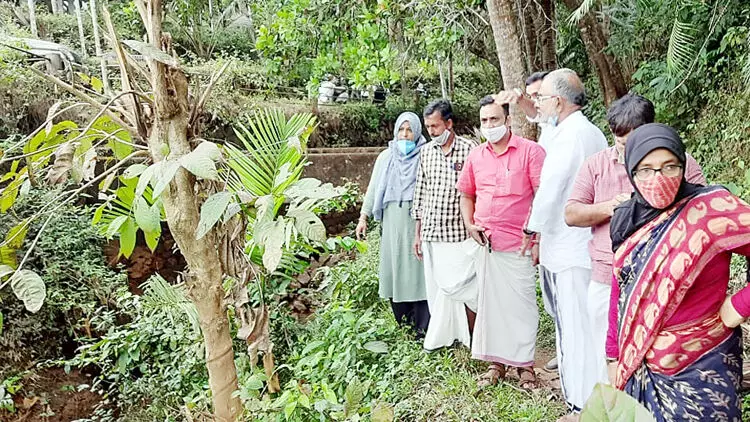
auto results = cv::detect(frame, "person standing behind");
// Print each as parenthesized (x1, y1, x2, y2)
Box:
(412, 99, 479, 351)
(564, 94, 706, 386)
(522, 68, 607, 420)
(457, 96, 546, 389)
(356, 112, 430, 335)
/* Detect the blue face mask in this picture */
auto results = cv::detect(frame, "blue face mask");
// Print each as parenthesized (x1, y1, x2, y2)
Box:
(396, 139, 416, 155)
(546, 114, 559, 128)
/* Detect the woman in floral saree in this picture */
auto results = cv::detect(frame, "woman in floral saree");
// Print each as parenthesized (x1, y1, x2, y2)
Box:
(606, 123, 750, 421)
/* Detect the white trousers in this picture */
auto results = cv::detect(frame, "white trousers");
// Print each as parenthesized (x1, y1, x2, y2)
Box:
(553, 267, 599, 411)
(587, 280, 612, 386)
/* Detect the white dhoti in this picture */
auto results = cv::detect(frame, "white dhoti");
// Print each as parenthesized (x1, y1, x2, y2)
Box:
(472, 249, 538, 367)
(422, 239, 478, 351)
(553, 267, 599, 411)
(587, 280, 611, 385)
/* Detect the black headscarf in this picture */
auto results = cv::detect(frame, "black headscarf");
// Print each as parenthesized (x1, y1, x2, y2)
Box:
(610, 123, 705, 252)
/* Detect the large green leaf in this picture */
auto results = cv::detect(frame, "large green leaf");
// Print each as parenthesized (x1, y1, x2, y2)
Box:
(119, 217, 137, 258)
(10, 269, 46, 313)
(180, 142, 221, 180)
(151, 159, 181, 198)
(196, 191, 232, 240)
(581, 383, 656, 422)
(287, 208, 326, 243)
(261, 221, 285, 272)
(134, 196, 161, 234)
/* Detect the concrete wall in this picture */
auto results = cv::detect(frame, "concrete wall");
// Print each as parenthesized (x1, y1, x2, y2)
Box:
(304, 147, 384, 190)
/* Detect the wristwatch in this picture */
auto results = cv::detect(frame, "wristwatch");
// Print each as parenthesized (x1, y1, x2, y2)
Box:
(522, 228, 536, 236)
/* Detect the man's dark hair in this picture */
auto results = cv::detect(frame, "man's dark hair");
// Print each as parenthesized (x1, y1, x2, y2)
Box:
(423, 99, 454, 122)
(479, 95, 509, 116)
(525, 71, 550, 86)
(606, 93, 656, 137)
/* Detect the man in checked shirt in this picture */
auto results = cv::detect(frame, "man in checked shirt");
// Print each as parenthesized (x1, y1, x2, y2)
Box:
(412, 99, 480, 352)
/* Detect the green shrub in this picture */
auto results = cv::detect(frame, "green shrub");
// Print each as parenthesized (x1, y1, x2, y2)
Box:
(0, 189, 127, 378)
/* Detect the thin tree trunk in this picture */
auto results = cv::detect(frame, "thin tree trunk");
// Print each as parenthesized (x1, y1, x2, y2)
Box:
(563, 0, 627, 105)
(486, 0, 535, 139)
(28, 0, 37, 37)
(537, 0, 556, 70)
(137, 1, 241, 419)
(517, 0, 536, 73)
(448, 51, 454, 100)
(89, 0, 110, 93)
(51, 0, 58, 14)
(74, 0, 87, 57)
(438, 59, 447, 99)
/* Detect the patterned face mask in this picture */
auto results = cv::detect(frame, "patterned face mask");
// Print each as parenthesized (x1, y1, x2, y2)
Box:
(636, 173, 682, 209)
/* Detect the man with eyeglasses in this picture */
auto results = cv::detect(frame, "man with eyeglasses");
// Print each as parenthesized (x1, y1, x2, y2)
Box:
(495, 71, 552, 149)
(521, 68, 608, 421)
(564, 94, 706, 390)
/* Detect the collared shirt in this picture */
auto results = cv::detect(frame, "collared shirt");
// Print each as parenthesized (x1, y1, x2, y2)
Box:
(412, 134, 477, 242)
(457, 133, 546, 252)
(526, 111, 608, 273)
(567, 146, 707, 284)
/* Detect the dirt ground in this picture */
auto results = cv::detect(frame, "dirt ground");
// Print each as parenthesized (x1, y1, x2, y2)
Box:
(0, 368, 100, 422)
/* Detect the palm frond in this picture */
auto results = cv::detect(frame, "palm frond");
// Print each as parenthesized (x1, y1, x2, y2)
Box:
(141, 274, 201, 335)
(666, 19, 697, 76)
(569, 0, 598, 24)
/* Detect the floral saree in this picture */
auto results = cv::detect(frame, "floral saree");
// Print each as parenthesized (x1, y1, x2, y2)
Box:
(612, 186, 750, 421)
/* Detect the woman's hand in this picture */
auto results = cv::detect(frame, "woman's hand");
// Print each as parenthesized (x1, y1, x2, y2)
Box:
(720, 296, 744, 328)
(355, 215, 368, 240)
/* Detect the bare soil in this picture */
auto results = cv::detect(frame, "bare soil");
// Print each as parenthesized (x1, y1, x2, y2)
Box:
(0, 368, 100, 422)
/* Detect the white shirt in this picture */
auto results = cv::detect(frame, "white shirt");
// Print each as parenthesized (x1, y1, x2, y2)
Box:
(526, 111, 608, 273)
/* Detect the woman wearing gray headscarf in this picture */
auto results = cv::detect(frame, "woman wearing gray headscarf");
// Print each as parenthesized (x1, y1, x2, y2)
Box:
(356, 112, 430, 335)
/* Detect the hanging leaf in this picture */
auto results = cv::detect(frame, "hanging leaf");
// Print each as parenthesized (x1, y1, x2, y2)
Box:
(119, 217, 137, 258)
(122, 39, 179, 67)
(0, 183, 20, 213)
(580, 383, 656, 421)
(196, 191, 232, 240)
(262, 222, 285, 272)
(10, 269, 46, 313)
(287, 208, 326, 242)
(144, 229, 160, 252)
(180, 142, 221, 180)
(136, 164, 156, 197)
(151, 159, 180, 198)
(45, 101, 64, 135)
(123, 163, 148, 180)
(90, 76, 104, 93)
(46, 142, 76, 185)
(134, 196, 161, 234)
(106, 215, 129, 238)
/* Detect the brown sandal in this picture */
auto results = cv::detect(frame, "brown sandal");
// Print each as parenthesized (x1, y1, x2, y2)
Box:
(517, 366, 539, 391)
(477, 363, 506, 388)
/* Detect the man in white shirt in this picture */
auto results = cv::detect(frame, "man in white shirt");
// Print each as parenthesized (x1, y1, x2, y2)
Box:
(521, 68, 607, 420)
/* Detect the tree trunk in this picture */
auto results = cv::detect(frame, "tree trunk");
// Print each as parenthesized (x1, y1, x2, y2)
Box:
(448, 51, 454, 100)
(50, 0, 58, 14)
(563, 0, 628, 105)
(27, 0, 37, 37)
(74, 0, 87, 57)
(517, 0, 536, 73)
(438, 59, 447, 99)
(89, 0, 110, 93)
(486, 0, 535, 139)
(537, 0, 557, 70)
(137, 1, 242, 420)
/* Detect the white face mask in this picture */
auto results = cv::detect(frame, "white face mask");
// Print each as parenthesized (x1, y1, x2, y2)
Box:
(431, 129, 450, 146)
(481, 125, 507, 144)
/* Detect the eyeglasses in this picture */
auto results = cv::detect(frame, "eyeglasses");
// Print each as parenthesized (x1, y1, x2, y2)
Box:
(633, 165, 683, 181)
(534, 94, 558, 105)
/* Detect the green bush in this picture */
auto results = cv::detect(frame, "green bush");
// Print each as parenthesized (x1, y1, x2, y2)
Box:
(0, 189, 127, 378)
